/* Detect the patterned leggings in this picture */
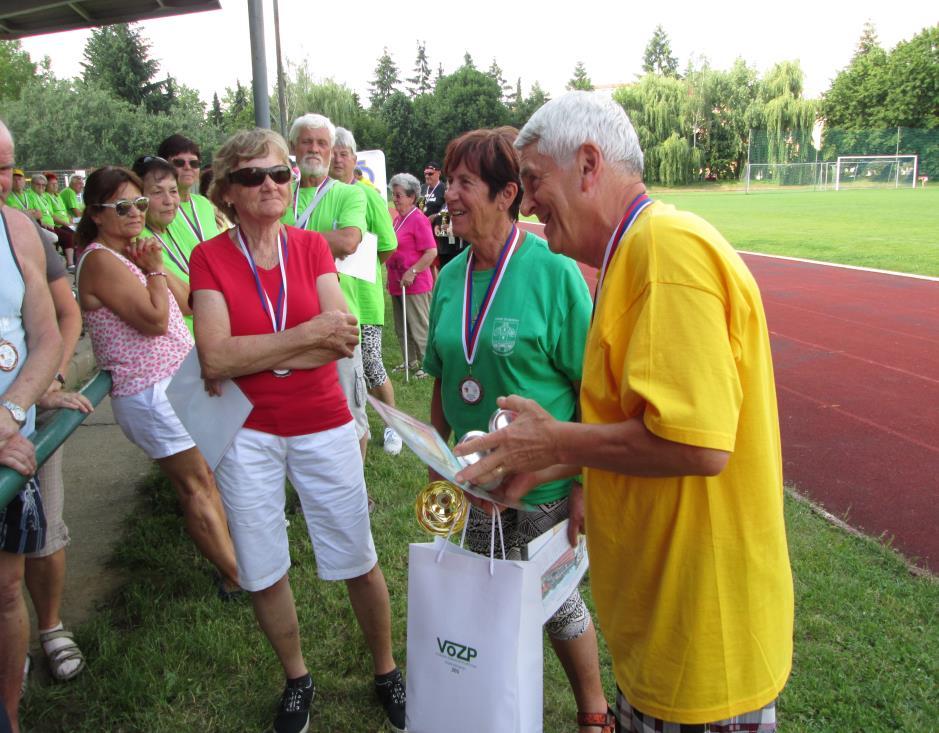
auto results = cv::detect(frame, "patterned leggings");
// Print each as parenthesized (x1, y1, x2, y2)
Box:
(464, 497, 591, 641)
(360, 324, 388, 390)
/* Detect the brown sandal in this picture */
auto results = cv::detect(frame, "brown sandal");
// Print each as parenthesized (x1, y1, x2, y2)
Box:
(577, 707, 616, 732)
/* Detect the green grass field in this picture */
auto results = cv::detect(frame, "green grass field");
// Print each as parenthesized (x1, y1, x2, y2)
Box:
(21, 324, 939, 732)
(652, 187, 939, 276)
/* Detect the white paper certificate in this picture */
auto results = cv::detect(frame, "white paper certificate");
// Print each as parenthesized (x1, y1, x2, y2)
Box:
(335, 231, 377, 283)
(165, 348, 253, 470)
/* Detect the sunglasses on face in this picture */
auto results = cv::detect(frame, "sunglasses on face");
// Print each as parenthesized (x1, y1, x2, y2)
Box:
(171, 157, 200, 169)
(98, 197, 149, 216)
(227, 165, 292, 187)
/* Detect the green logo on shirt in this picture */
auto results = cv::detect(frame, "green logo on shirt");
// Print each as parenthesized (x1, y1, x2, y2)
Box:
(491, 317, 519, 356)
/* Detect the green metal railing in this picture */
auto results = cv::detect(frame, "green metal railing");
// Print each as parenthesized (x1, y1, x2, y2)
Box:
(0, 371, 111, 509)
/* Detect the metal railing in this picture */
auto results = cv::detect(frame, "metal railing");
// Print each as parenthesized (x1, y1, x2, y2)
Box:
(0, 371, 111, 509)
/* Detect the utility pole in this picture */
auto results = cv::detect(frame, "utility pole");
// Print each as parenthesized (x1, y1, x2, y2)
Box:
(247, 0, 270, 129)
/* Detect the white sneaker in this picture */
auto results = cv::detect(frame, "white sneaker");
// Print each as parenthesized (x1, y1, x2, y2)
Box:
(383, 427, 403, 456)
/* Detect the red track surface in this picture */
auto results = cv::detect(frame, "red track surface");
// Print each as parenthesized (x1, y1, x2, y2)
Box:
(519, 221, 939, 572)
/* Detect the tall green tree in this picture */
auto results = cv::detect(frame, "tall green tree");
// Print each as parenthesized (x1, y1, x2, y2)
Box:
(510, 81, 550, 128)
(0, 41, 38, 103)
(855, 20, 880, 57)
(426, 67, 508, 160)
(486, 59, 512, 103)
(81, 24, 171, 113)
(380, 91, 425, 176)
(407, 41, 433, 98)
(566, 61, 594, 91)
(369, 48, 400, 110)
(210, 92, 224, 127)
(642, 25, 679, 77)
(462, 52, 475, 70)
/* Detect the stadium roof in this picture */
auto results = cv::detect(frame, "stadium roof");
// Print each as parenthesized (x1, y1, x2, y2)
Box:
(0, 0, 222, 40)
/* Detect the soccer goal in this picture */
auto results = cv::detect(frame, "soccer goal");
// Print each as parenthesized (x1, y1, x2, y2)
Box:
(834, 155, 918, 190)
(743, 162, 834, 192)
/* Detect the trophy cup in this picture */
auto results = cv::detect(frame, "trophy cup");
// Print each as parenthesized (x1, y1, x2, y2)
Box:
(415, 481, 469, 536)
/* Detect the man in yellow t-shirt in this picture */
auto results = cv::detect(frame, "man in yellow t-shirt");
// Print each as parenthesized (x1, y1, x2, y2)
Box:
(456, 92, 793, 731)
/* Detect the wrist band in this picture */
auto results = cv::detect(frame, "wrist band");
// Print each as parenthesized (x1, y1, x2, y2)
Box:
(146, 271, 168, 279)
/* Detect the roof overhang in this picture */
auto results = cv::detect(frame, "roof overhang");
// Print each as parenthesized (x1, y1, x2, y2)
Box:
(0, 1, 222, 40)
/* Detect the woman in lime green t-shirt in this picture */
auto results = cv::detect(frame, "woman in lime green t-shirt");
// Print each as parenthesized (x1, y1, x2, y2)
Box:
(131, 156, 194, 332)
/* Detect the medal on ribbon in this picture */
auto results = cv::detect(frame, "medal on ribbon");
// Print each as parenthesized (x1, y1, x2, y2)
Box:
(593, 192, 653, 318)
(151, 229, 190, 275)
(0, 339, 19, 372)
(460, 225, 521, 405)
(237, 227, 291, 377)
(179, 199, 204, 242)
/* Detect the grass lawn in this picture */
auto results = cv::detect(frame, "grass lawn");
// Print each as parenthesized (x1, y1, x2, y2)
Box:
(651, 187, 939, 277)
(21, 316, 939, 731)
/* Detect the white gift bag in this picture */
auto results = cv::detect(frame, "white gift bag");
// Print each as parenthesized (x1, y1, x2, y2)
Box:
(405, 523, 544, 733)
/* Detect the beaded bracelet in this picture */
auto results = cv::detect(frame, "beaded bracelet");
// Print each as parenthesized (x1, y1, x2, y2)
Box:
(145, 271, 168, 279)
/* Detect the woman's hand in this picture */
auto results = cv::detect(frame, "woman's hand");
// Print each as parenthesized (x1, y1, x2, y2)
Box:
(38, 389, 94, 413)
(126, 237, 165, 274)
(400, 268, 417, 288)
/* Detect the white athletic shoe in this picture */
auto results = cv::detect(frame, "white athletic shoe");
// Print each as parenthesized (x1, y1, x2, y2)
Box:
(383, 427, 403, 456)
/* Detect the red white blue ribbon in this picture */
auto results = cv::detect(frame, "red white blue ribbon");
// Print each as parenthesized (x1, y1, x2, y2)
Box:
(461, 225, 521, 366)
(151, 228, 189, 275)
(594, 193, 652, 312)
(178, 199, 204, 241)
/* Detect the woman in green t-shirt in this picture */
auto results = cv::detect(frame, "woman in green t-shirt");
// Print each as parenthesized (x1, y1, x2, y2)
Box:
(424, 127, 613, 733)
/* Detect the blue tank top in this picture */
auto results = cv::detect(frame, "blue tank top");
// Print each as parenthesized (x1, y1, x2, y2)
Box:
(0, 210, 36, 435)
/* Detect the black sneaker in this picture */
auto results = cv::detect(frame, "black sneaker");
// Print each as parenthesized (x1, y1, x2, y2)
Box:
(274, 674, 315, 733)
(374, 668, 407, 732)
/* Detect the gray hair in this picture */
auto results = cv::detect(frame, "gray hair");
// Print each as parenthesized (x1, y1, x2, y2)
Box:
(31, 173, 47, 185)
(334, 127, 357, 156)
(389, 172, 420, 199)
(515, 91, 644, 176)
(288, 113, 336, 147)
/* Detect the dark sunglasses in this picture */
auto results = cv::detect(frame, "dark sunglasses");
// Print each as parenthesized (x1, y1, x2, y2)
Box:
(171, 157, 200, 169)
(98, 196, 150, 216)
(227, 165, 293, 187)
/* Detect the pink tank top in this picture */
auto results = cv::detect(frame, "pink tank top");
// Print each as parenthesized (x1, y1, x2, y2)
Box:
(78, 243, 193, 397)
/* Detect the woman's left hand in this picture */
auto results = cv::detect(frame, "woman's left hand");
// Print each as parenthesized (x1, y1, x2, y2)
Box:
(38, 389, 94, 413)
(126, 237, 164, 273)
(400, 268, 417, 288)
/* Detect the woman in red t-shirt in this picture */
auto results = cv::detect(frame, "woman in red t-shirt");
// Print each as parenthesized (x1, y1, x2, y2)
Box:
(189, 128, 406, 733)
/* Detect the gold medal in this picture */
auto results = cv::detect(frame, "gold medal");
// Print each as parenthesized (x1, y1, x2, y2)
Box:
(0, 339, 19, 372)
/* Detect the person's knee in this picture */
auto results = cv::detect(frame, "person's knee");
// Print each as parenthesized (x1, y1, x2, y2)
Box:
(174, 464, 215, 503)
(0, 562, 24, 614)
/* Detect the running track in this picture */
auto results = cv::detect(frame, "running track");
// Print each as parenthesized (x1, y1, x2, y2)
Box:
(518, 221, 939, 573)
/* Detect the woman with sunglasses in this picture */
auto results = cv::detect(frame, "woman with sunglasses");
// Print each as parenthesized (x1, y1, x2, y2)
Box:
(74, 166, 241, 601)
(189, 128, 406, 733)
(132, 155, 194, 333)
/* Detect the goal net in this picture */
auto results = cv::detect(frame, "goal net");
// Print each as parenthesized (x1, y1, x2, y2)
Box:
(834, 155, 918, 190)
(744, 162, 834, 192)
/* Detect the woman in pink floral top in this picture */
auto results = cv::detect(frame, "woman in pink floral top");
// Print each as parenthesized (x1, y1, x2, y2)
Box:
(76, 166, 239, 598)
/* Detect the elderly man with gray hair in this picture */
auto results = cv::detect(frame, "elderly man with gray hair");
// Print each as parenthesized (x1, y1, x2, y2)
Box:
(455, 91, 794, 733)
(281, 114, 373, 461)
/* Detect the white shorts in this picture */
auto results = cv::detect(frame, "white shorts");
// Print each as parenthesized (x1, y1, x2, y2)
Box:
(335, 343, 369, 440)
(213, 421, 377, 591)
(110, 375, 195, 460)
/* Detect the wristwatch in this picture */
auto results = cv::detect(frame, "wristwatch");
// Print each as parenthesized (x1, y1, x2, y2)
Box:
(1, 400, 27, 428)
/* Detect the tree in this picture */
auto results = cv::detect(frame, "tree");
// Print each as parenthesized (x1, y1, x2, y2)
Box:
(511, 81, 550, 128)
(407, 41, 433, 98)
(380, 91, 425, 177)
(222, 80, 254, 134)
(80, 23, 171, 113)
(462, 52, 475, 70)
(566, 61, 594, 91)
(855, 20, 880, 58)
(210, 92, 224, 127)
(642, 25, 679, 77)
(369, 48, 400, 110)
(486, 59, 512, 103)
(0, 41, 38, 103)
(425, 67, 508, 162)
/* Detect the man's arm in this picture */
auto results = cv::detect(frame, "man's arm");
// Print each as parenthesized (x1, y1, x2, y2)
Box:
(322, 226, 362, 259)
(0, 208, 63, 444)
(455, 394, 729, 505)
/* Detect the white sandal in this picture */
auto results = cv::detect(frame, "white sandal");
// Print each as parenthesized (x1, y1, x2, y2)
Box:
(39, 628, 86, 682)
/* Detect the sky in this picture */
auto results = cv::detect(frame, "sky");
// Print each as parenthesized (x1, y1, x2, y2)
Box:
(19, 0, 938, 106)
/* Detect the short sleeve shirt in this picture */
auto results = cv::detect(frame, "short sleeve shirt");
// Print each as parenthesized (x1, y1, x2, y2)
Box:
(385, 209, 436, 297)
(189, 227, 351, 437)
(424, 232, 591, 505)
(167, 194, 222, 253)
(281, 181, 367, 321)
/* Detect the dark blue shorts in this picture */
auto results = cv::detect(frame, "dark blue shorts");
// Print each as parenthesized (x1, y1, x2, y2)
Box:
(0, 476, 46, 554)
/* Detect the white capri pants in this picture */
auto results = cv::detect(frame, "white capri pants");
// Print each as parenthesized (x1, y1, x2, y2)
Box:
(213, 420, 377, 592)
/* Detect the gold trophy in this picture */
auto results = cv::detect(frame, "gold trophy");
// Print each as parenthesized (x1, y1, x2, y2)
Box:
(415, 481, 469, 536)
